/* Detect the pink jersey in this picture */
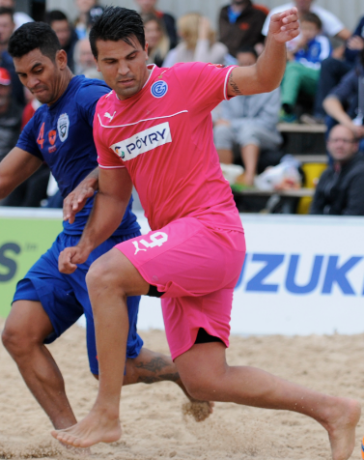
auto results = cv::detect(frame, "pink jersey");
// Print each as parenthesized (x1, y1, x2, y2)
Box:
(95, 62, 243, 233)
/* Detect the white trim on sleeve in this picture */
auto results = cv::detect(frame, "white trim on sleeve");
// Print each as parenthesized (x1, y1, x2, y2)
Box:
(224, 66, 236, 100)
(98, 164, 126, 169)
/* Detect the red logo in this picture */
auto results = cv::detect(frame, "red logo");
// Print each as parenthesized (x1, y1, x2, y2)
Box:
(239, 23, 250, 31)
(48, 130, 56, 145)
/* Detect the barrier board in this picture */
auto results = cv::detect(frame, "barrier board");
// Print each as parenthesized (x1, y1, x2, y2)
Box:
(1, 209, 364, 336)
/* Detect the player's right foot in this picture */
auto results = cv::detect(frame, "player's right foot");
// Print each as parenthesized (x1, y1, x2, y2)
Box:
(323, 397, 361, 460)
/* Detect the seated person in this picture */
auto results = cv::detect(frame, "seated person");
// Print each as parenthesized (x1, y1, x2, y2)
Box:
(310, 15, 364, 124)
(310, 124, 364, 215)
(163, 13, 228, 67)
(74, 0, 97, 39)
(218, 0, 268, 58)
(323, 51, 364, 151)
(280, 12, 331, 122)
(74, 38, 103, 79)
(142, 13, 170, 67)
(214, 47, 282, 187)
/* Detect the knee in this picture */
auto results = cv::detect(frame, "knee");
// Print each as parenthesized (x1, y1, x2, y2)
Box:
(2, 321, 39, 358)
(86, 256, 126, 297)
(182, 374, 217, 401)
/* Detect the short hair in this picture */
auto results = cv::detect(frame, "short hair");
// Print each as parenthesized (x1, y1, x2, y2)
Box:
(301, 12, 322, 30)
(236, 46, 258, 59)
(44, 10, 69, 24)
(89, 6, 145, 58)
(0, 7, 14, 21)
(8, 22, 61, 61)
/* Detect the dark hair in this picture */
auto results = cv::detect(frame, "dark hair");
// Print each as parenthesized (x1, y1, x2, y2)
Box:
(8, 22, 61, 61)
(0, 7, 14, 21)
(301, 12, 322, 30)
(44, 10, 69, 24)
(89, 6, 145, 58)
(236, 46, 258, 59)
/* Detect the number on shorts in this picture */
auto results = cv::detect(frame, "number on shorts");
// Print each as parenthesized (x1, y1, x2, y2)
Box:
(140, 232, 168, 248)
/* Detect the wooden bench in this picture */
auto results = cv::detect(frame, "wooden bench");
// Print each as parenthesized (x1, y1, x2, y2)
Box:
(278, 123, 327, 154)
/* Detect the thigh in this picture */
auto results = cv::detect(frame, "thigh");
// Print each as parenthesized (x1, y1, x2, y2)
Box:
(115, 217, 246, 298)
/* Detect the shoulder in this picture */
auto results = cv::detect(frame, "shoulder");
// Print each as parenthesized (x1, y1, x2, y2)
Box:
(312, 5, 339, 21)
(75, 77, 110, 99)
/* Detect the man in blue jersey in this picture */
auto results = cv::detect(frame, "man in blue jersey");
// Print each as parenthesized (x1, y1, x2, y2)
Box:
(0, 22, 209, 432)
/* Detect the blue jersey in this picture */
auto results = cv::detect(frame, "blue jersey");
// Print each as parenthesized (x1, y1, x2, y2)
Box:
(294, 35, 332, 70)
(17, 76, 139, 236)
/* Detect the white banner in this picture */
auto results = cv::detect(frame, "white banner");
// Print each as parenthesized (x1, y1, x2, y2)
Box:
(136, 213, 364, 336)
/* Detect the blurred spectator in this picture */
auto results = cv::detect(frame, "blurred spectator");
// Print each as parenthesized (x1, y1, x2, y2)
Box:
(310, 15, 364, 124)
(310, 124, 364, 215)
(262, 0, 351, 43)
(0, 7, 24, 106)
(280, 13, 331, 122)
(0, 0, 33, 29)
(45, 10, 78, 73)
(163, 14, 227, 67)
(135, 0, 177, 49)
(323, 50, 364, 150)
(0, 67, 21, 162)
(142, 14, 170, 67)
(74, 0, 97, 40)
(214, 47, 282, 187)
(74, 38, 102, 79)
(218, 0, 267, 59)
(21, 88, 41, 128)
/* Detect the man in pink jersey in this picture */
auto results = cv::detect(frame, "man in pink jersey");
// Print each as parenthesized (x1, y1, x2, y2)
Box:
(52, 7, 361, 459)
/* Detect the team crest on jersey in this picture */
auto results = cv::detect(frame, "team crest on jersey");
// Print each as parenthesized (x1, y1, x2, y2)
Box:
(57, 113, 70, 142)
(151, 80, 168, 98)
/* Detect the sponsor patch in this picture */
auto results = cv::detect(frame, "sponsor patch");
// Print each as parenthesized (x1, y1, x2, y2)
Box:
(57, 113, 69, 142)
(110, 122, 172, 161)
(151, 80, 168, 98)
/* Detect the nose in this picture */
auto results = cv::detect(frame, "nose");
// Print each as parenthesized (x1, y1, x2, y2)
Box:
(117, 61, 131, 76)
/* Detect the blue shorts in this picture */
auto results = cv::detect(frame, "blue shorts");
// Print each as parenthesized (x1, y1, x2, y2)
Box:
(13, 231, 144, 375)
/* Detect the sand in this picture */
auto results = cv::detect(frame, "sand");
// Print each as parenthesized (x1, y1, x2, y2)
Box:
(0, 322, 363, 460)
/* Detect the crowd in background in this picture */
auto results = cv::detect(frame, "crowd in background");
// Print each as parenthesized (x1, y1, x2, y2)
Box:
(0, 0, 363, 216)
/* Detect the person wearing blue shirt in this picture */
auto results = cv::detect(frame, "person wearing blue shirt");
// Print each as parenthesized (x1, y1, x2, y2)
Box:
(280, 12, 331, 122)
(0, 22, 208, 434)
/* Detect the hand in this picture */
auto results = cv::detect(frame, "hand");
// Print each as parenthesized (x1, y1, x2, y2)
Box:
(351, 124, 364, 139)
(63, 180, 96, 224)
(58, 245, 91, 274)
(269, 8, 300, 44)
(347, 35, 364, 51)
(198, 17, 211, 41)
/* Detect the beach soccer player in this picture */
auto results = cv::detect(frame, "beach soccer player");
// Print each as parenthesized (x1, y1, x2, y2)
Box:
(55, 7, 360, 459)
(0, 22, 208, 433)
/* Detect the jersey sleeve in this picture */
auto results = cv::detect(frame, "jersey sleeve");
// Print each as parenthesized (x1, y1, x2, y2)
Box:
(76, 82, 111, 126)
(173, 62, 236, 114)
(16, 115, 43, 159)
(93, 111, 125, 170)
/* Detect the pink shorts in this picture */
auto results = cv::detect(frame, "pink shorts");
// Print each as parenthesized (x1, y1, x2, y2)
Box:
(116, 217, 246, 360)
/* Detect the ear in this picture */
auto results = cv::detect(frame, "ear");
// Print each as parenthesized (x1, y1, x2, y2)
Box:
(56, 49, 68, 70)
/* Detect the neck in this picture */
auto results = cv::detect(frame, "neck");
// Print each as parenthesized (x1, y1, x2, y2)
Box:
(48, 68, 74, 106)
(231, 1, 248, 13)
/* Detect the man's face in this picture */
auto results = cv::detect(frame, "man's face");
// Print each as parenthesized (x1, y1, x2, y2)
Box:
(135, 0, 157, 13)
(78, 39, 96, 69)
(300, 21, 319, 41)
(95, 37, 149, 100)
(144, 20, 162, 49)
(51, 19, 71, 48)
(327, 125, 358, 162)
(14, 48, 67, 104)
(0, 83, 11, 107)
(0, 13, 14, 46)
(295, 0, 313, 13)
(0, 0, 14, 7)
(237, 51, 257, 67)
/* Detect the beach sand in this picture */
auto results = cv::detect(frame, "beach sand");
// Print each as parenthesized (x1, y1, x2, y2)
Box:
(0, 322, 363, 460)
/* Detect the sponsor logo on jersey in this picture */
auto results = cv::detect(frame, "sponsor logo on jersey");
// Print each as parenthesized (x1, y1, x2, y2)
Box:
(151, 80, 168, 98)
(57, 113, 70, 142)
(104, 111, 116, 121)
(110, 122, 172, 161)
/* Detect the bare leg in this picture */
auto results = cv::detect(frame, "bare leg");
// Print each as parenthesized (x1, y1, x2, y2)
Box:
(217, 148, 233, 164)
(240, 143, 260, 186)
(175, 342, 361, 460)
(2, 301, 77, 429)
(52, 249, 149, 448)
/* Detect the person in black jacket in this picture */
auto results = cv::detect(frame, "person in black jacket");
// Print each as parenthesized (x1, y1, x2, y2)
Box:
(310, 124, 364, 215)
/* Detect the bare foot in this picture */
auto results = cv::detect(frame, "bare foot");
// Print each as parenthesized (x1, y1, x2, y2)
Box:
(51, 407, 121, 448)
(322, 398, 361, 460)
(182, 401, 214, 422)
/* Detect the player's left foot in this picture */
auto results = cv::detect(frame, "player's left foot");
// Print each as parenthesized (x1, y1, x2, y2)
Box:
(51, 406, 121, 448)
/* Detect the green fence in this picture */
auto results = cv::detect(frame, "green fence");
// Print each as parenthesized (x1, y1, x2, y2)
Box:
(0, 213, 62, 317)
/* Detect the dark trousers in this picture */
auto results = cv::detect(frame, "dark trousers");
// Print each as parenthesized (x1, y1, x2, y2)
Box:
(314, 57, 353, 118)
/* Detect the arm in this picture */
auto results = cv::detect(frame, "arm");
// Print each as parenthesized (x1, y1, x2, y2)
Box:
(0, 147, 42, 199)
(323, 96, 364, 138)
(63, 167, 99, 224)
(336, 28, 352, 41)
(227, 8, 299, 97)
(59, 167, 132, 274)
